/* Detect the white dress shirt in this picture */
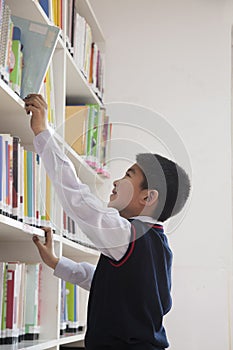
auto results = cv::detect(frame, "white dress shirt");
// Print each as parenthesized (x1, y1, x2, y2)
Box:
(34, 129, 162, 291)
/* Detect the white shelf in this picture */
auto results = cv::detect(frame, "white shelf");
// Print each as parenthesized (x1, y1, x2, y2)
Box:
(64, 140, 104, 185)
(59, 332, 86, 344)
(6, 0, 50, 25)
(1, 339, 58, 350)
(76, 0, 105, 45)
(66, 50, 104, 106)
(0, 214, 44, 242)
(0, 80, 35, 145)
(62, 236, 99, 264)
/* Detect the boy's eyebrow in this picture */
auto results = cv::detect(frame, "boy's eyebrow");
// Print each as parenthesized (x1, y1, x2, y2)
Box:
(126, 167, 136, 174)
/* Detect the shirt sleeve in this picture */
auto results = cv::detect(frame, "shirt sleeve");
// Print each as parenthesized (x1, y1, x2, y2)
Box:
(54, 256, 95, 291)
(33, 129, 131, 261)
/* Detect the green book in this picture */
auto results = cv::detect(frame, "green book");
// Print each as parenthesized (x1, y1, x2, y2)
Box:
(1, 263, 7, 342)
(9, 26, 22, 95)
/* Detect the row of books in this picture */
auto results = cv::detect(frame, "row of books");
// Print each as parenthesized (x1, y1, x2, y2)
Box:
(0, 1, 59, 98)
(39, 0, 105, 101)
(0, 134, 55, 227)
(60, 279, 88, 335)
(63, 210, 96, 249)
(65, 104, 112, 177)
(0, 262, 41, 344)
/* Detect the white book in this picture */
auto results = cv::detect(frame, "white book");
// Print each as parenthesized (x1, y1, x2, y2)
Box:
(19, 145, 24, 222)
(24, 264, 40, 337)
(18, 263, 26, 339)
(40, 161, 47, 227)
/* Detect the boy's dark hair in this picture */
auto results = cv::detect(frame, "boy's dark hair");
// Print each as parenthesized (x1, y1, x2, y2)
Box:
(136, 153, 191, 222)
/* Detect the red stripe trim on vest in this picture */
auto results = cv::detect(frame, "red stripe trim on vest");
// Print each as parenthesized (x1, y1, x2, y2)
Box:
(147, 224, 163, 230)
(109, 224, 136, 267)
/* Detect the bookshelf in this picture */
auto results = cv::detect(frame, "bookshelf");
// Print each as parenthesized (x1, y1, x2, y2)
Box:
(0, 0, 107, 349)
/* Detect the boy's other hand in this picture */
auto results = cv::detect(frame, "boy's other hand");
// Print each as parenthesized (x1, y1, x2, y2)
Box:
(33, 227, 59, 270)
(24, 93, 48, 136)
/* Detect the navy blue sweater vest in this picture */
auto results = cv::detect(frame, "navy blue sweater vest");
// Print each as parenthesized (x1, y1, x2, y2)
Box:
(85, 219, 173, 350)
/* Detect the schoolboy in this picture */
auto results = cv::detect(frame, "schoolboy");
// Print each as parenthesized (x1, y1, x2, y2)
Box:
(24, 94, 191, 350)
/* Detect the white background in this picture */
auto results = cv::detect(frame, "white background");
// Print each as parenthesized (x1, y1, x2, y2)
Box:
(90, 1, 233, 349)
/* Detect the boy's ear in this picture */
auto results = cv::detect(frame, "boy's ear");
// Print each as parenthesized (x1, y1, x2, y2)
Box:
(140, 190, 159, 207)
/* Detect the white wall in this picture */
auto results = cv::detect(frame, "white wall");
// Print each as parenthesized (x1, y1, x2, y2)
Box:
(90, 1, 233, 349)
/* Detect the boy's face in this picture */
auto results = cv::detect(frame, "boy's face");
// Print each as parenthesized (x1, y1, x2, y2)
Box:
(108, 163, 147, 218)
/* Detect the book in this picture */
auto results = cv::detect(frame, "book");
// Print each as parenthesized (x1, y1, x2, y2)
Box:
(6, 262, 20, 343)
(60, 279, 67, 335)
(12, 136, 20, 219)
(39, 0, 49, 17)
(86, 104, 100, 169)
(0, 262, 5, 333)
(19, 145, 24, 222)
(0, 4, 11, 81)
(26, 151, 34, 226)
(0, 262, 7, 344)
(11, 15, 60, 98)
(73, 12, 86, 73)
(65, 105, 89, 155)
(24, 263, 41, 340)
(66, 281, 79, 332)
(9, 26, 22, 95)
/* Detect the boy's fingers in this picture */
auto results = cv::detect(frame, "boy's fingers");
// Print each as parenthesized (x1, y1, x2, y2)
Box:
(32, 234, 44, 250)
(41, 227, 53, 245)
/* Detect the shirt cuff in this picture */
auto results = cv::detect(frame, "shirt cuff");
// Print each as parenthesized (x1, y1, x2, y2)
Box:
(54, 256, 76, 280)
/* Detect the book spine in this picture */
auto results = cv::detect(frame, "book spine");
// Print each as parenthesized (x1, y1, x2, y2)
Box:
(66, 282, 78, 332)
(23, 150, 28, 224)
(9, 26, 22, 96)
(24, 264, 40, 340)
(18, 146, 24, 222)
(12, 136, 20, 219)
(0, 263, 7, 344)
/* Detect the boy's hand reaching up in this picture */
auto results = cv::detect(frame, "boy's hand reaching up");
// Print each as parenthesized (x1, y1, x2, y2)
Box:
(24, 93, 48, 136)
(33, 227, 59, 270)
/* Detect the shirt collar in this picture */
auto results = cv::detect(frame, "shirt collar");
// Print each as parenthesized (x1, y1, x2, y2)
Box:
(130, 215, 163, 226)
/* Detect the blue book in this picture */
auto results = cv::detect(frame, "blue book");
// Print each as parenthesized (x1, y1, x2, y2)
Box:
(11, 16, 60, 98)
(39, 0, 49, 17)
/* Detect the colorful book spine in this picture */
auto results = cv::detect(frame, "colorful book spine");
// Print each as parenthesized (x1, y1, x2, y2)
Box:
(65, 104, 89, 156)
(26, 151, 34, 225)
(60, 279, 67, 335)
(0, 4, 11, 81)
(9, 25, 22, 96)
(0, 262, 7, 344)
(66, 282, 79, 332)
(12, 136, 20, 219)
(6, 262, 19, 343)
(24, 263, 41, 340)
(18, 145, 24, 222)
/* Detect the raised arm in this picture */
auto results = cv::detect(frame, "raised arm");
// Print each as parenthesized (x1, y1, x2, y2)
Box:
(24, 94, 131, 261)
